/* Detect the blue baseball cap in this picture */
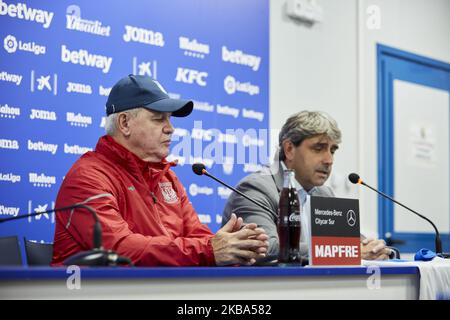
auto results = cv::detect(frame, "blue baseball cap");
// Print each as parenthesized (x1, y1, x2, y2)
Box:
(106, 74, 193, 117)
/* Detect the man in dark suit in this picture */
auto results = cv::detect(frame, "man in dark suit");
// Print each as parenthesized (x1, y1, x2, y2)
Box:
(222, 111, 391, 262)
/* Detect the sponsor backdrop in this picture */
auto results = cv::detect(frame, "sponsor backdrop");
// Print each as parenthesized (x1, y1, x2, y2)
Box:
(0, 0, 269, 248)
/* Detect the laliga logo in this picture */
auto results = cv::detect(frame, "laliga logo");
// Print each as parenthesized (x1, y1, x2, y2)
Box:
(224, 75, 236, 95)
(4, 35, 17, 53)
(4, 34, 45, 55)
(189, 183, 199, 196)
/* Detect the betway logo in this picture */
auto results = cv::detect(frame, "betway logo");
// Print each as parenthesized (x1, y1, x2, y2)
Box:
(66, 5, 111, 37)
(3, 34, 46, 55)
(66, 112, 92, 127)
(175, 68, 208, 86)
(0, 0, 54, 28)
(123, 25, 165, 47)
(216, 104, 239, 118)
(61, 45, 112, 73)
(242, 108, 264, 122)
(224, 75, 259, 96)
(66, 81, 92, 94)
(0, 103, 20, 119)
(99, 85, 111, 96)
(0, 205, 19, 217)
(0, 71, 22, 85)
(192, 100, 214, 113)
(0, 138, 19, 150)
(28, 139, 58, 155)
(64, 143, 92, 155)
(0, 172, 21, 183)
(189, 184, 213, 197)
(222, 46, 261, 71)
(29, 173, 56, 187)
(30, 108, 57, 121)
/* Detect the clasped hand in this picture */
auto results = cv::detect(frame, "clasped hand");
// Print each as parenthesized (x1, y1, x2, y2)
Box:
(212, 213, 269, 266)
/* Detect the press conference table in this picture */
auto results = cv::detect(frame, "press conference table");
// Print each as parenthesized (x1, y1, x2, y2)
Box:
(0, 265, 419, 300)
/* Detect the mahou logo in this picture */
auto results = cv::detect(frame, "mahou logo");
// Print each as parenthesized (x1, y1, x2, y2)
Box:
(179, 36, 209, 59)
(0, 103, 20, 119)
(66, 112, 92, 127)
(29, 172, 56, 188)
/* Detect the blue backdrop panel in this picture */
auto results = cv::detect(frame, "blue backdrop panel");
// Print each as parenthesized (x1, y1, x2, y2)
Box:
(0, 0, 269, 245)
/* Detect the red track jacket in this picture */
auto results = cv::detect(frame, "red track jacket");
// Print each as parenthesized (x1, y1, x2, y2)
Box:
(51, 135, 216, 266)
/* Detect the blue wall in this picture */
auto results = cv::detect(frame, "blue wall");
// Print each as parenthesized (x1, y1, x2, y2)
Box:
(0, 0, 269, 245)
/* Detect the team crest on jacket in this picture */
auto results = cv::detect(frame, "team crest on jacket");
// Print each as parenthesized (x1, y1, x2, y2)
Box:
(158, 182, 179, 204)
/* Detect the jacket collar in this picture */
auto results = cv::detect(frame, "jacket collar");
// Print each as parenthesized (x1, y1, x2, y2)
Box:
(269, 152, 284, 193)
(95, 135, 176, 182)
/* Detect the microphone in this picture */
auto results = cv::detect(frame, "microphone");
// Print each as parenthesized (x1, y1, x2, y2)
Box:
(349, 173, 449, 258)
(0, 203, 133, 266)
(192, 163, 274, 216)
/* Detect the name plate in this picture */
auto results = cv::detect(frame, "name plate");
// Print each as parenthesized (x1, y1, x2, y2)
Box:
(308, 196, 361, 266)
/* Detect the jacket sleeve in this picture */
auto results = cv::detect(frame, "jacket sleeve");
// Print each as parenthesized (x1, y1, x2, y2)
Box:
(55, 165, 216, 266)
(222, 175, 280, 261)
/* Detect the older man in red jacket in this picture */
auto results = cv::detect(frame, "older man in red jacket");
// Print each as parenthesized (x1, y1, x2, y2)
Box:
(52, 75, 268, 266)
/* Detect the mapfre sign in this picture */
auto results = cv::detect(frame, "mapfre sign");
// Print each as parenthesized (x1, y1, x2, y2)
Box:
(309, 197, 361, 265)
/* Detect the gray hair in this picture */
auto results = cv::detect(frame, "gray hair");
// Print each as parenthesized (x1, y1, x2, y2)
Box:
(278, 110, 342, 161)
(105, 108, 142, 136)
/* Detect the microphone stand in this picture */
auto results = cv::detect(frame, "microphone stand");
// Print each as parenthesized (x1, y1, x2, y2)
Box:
(202, 170, 275, 216)
(0, 203, 133, 266)
(192, 163, 308, 266)
(350, 174, 450, 259)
